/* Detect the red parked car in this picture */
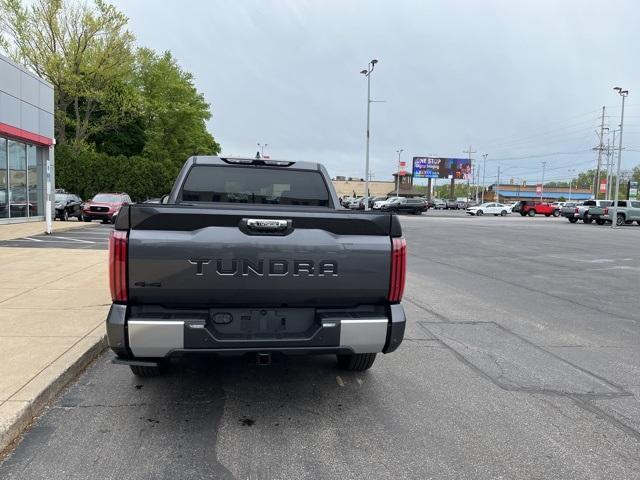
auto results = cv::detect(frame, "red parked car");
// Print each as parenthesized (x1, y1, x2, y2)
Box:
(82, 193, 132, 224)
(513, 201, 560, 217)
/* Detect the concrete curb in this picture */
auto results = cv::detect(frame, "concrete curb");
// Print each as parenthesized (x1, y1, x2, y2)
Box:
(0, 220, 96, 241)
(0, 335, 107, 455)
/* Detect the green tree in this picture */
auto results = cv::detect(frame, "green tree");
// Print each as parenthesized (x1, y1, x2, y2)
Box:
(135, 48, 220, 164)
(0, 0, 137, 145)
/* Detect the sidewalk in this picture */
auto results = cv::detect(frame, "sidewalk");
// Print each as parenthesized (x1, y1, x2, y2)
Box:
(0, 246, 109, 453)
(0, 220, 91, 241)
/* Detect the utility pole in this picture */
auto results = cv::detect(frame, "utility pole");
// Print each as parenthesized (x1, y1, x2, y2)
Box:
(496, 165, 501, 202)
(463, 146, 476, 202)
(593, 106, 606, 199)
(612, 87, 628, 228)
(540, 161, 546, 201)
(481, 153, 488, 203)
(360, 59, 378, 210)
(395, 149, 403, 197)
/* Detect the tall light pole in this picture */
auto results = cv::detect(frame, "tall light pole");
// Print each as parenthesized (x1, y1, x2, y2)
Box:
(607, 129, 618, 199)
(481, 154, 488, 203)
(395, 149, 403, 197)
(360, 59, 378, 210)
(257, 143, 268, 158)
(540, 161, 546, 201)
(568, 169, 575, 201)
(612, 87, 628, 228)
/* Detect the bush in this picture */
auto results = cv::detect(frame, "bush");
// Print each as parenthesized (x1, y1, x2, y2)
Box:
(55, 145, 176, 201)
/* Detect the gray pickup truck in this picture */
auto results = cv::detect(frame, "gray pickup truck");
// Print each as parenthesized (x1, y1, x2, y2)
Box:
(106, 156, 407, 377)
(560, 200, 612, 224)
(588, 200, 640, 226)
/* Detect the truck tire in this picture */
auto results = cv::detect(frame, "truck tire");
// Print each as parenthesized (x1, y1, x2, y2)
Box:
(583, 216, 593, 224)
(544, 214, 551, 217)
(528, 210, 536, 217)
(568, 217, 578, 223)
(552, 209, 560, 217)
(616, 214, 625, 226)
(595, 219, 605, 225)
(337, 353, 376, 371)
(129, 364, 164, 377)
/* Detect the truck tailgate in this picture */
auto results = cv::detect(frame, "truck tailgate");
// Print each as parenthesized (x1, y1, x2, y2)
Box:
(124, 205, 398, 308)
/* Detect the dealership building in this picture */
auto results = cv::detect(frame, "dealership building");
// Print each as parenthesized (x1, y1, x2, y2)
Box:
(0, 53, 55, 224)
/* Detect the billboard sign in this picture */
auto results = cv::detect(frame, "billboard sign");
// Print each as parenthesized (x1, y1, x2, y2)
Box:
(536, 184, 542, 195)
(599, 178, 607, 194)
(629, 181, 638, 199)
(412, 157, 472, 179)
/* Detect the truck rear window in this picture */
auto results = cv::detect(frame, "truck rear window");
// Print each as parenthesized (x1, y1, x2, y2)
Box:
(179, 165, 331, 206)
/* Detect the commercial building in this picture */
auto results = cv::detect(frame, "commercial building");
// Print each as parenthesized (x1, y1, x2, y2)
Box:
(486, 183, 592, 203)
(0, 53, 55, 224)
(332, 173, 425, 198)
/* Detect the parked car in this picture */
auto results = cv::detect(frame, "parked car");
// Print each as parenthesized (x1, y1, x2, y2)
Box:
(368, 196, 388, 209)
(347, 196, 365, 210)
(432, 199, 446, 209)
(82, 192, 132, 223)
(340, 197, 353, 208)
(589, 200, 640, 226)
(54, 192, 83, 221)
(513, 201, 560, 217)
(446, 199, 458, 210)
(374, 196, 400, 209)
(106, 155, 407, 377)
(381, 197, 428, 215)
(466, 202, 510, 216)
(561, 200, 611, 224)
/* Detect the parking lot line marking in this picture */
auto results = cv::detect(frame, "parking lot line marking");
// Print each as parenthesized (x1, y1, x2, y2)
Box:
(47, 236, 95, 244)
(336, 376, 345, 387)
(23, 236, 44, 242)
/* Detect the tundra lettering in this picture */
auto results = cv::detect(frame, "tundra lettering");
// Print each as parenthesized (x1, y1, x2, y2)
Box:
(187, 258, 339, 277)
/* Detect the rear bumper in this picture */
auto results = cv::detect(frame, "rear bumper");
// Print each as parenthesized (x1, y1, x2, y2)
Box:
(106, 303, 405, 359)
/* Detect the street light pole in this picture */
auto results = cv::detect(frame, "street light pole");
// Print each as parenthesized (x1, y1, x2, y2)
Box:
(481, 153, 488, 203)
(395, 149, 403, 197)
(257, 143, 267, 158)
(612, 87, 628, 228)
(540, 161, 546, 201)
(360, 59, 378, 211)
(568, 169, 575, 201)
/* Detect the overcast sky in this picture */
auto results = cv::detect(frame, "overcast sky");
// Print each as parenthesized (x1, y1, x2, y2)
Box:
(113, 0, 640, 185)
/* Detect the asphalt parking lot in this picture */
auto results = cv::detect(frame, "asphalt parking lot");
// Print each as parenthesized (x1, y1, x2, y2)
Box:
(1, 215, 639, 479)
(0, 222, 112, 249)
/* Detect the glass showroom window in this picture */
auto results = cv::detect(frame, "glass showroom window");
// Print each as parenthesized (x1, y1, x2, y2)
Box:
(8, 140, 28, 218)
(27, 144, 42, 216)
(0, 138, 7, 219)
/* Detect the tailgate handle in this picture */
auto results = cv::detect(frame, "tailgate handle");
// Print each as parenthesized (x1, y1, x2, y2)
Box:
(246, 218, 289, 231)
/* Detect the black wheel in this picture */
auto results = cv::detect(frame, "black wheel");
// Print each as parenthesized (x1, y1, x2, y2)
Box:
(552, 209, 560, 217)
(337, 353, 377, 371)
(476, 210, 484, 216)
(415, 209, 422, 215)
(129, 363, 165, 377)
(595, 219, 605, 225)
(62, 209, 69, 221)
(583, 216, 593, 224)
(77, 213, 84, 221)
(545, 214, 551, 217)
(568, 217, 578, 223)
(616, 214, 625, 226)
(500, 210, 507, 216)
(520, 212, 526, 216)
(528, 210, 536, 217)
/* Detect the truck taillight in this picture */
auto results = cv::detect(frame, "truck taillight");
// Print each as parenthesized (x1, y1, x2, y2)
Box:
(388, 237, 407, 302)
(574, 207, 579, 213)
(109, 230, 128, 302)
(604, 208, 609, 215)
